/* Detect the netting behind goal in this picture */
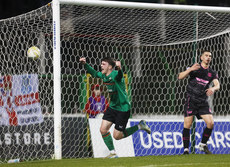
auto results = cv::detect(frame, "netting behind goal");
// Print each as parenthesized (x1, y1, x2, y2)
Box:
(0, 1, 230, 162)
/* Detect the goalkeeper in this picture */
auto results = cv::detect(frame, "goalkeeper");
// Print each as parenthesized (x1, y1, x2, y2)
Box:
(80, 57, 151, 158)
(178, 50, 220, 154)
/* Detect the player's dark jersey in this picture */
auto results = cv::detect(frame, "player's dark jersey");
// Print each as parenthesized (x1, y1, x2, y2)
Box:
(186, 64, 218, 105)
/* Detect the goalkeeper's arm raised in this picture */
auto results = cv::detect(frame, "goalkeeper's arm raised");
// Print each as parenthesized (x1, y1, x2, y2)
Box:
(115, 60, 123, 82)
(79, 57, 103, 78)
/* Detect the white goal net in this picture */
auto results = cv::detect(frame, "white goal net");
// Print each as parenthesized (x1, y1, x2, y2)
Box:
(0, 0, 230, 162)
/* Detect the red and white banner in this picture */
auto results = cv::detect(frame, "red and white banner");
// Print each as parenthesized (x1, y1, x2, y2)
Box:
(0, 74, 43, 126)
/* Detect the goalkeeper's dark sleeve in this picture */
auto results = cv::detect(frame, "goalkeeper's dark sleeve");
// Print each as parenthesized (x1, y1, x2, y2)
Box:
(115, 69, 123, 82)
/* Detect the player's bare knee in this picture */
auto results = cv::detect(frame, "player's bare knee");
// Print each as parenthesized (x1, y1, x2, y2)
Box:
(113, 135, 119, 140)
(207, 121, 214, 129)
(184, 122, 192, 129)
(184, 125, 191, 129)
(100, 127, 108, 135)
(113, 132, 123, 140)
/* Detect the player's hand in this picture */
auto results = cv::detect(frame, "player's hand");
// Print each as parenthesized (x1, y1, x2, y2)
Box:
(79, 57, 86, 64)
(206, 87, 215, 96)
(115, 61, 121, 70)
(190, 63, 200, 71)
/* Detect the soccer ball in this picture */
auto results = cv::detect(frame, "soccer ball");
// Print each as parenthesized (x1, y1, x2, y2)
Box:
(27, 46, 40, 59)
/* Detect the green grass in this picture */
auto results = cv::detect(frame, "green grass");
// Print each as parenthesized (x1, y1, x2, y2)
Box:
(1, 154, 230, 167)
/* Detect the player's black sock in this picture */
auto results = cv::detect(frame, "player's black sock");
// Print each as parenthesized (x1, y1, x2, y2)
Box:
(201, 127, 213, 144)
(183, 128, 190, 150)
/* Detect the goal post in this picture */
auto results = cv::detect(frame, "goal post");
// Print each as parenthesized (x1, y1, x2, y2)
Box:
(53, 0, 62, 160)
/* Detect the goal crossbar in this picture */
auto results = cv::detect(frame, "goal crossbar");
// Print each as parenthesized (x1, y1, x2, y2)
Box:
(59, 0, 230, 13)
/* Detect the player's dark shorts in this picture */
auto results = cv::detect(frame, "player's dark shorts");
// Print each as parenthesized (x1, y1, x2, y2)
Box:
(102, 107, 130, 131)
(184, 95, 212, 119)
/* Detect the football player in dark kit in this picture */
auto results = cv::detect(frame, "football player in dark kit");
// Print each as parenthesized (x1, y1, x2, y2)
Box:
(178, 50, 220, 155)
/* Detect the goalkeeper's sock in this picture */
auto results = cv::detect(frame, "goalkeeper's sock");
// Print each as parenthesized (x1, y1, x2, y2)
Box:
(183, 128, 190, 150)
(201, 127, 213, 144)
(123, 125, 138, 138)
(102, 132, 115, 151)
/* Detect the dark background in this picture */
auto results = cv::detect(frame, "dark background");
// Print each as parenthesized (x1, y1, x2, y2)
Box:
(0, 0, 229, 20)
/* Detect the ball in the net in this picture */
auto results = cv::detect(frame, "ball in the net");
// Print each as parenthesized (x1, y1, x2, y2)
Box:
(27, 46, 40, 59)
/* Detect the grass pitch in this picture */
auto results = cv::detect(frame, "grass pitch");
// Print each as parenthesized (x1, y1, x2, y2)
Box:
(1, 154, 230, 167)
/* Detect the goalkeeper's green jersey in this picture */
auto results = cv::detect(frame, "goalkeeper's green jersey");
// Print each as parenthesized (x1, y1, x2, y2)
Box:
(85, 63, 131, 112)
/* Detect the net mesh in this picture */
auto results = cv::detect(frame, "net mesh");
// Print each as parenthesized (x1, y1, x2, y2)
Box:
(0, 2, 230, 162)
